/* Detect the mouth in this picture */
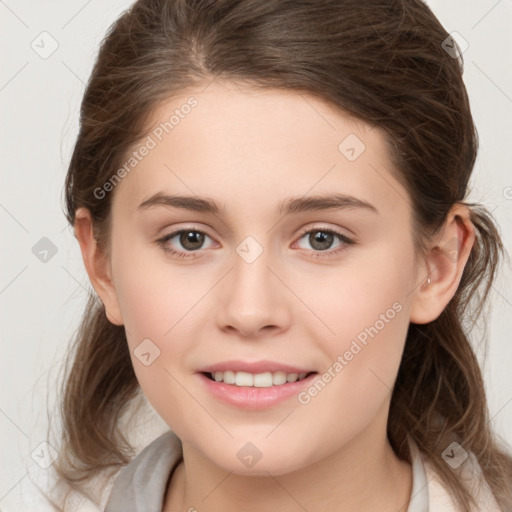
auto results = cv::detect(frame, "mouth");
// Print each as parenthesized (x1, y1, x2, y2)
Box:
(198, 368, 320, 410)
(201, 370, 318, 387)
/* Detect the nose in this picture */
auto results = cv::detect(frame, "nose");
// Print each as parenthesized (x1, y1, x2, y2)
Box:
(215, 245, 291, 339)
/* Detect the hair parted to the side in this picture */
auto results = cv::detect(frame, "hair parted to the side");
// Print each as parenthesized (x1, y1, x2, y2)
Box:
(54, 0, 512, 510)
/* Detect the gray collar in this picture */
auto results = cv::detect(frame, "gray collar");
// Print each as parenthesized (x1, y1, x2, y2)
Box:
(106, 431, 428, 511)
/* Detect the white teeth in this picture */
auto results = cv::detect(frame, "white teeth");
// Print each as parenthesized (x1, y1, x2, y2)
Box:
(210, 370, 311, 387)
(236, 371, 253, 387)
(252, 372, 271, 387)
(219, 370, 236, 384)
(272, 372, 288, 385)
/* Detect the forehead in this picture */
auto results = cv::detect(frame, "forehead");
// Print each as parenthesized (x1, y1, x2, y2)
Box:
(112, 80, 411, 221)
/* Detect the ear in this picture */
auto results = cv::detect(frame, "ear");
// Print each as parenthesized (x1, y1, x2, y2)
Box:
(409, 203, 476, 324)
(73, 207, 124, 326)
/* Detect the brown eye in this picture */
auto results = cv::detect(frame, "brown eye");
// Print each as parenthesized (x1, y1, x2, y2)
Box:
(178, 231, 206, 251)
(156, 227, 214, 259)
(308, 231, 335, 251)
(295, 228, 355, 258)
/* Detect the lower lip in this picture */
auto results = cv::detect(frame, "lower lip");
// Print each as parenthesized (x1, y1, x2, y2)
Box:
(197, 372, 318, 410)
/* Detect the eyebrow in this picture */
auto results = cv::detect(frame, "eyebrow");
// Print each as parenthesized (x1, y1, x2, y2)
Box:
(136, 192, 379, 216)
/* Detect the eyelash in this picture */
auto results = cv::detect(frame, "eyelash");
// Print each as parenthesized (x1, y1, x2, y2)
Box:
(156, 226, 355, 260)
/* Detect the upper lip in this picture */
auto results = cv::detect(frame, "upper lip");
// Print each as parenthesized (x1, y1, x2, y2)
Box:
(198, 360, 316, 374)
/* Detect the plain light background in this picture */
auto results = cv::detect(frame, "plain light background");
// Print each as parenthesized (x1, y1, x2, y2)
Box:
(1, 0, 511, 509)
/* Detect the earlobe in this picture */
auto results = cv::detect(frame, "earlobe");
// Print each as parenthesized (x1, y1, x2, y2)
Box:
(73, 207, 124, 326)
(409, 204, 476, 325)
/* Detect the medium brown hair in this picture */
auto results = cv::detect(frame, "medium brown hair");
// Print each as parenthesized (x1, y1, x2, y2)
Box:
(54, 0, 512, 510)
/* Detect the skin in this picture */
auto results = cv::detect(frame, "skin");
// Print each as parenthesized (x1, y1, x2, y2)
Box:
(74, 79, 475, 512)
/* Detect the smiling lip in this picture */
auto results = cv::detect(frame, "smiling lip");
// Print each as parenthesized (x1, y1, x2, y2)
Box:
(196, 360, 318, 410)
(197, 360, 315, 374)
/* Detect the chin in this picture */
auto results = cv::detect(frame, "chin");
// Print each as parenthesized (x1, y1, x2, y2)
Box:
(209, 447, 308, 477)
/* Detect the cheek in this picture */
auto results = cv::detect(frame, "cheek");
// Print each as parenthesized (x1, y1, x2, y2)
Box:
(308, 244, 411, 322)
(301, 242, 415, 385)
(110, 248, 201, 423)
(111, 235, 204, 340)
(110, 239, 219, 398)
(291, 256, 413, 457)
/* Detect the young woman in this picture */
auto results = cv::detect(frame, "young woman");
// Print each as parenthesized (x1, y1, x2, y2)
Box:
(47, 0, 512, 510)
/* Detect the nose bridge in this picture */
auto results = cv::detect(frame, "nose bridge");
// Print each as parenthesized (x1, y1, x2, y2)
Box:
(216, 235, 290, 336)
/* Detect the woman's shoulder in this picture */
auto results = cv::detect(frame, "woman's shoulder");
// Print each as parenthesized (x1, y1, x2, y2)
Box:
(104, 430, 182, 511)
(0, 459, 121, 512)
(1, 433, 176, 512)
(420, 446, 503, 511)
(0, 408, 172, 512)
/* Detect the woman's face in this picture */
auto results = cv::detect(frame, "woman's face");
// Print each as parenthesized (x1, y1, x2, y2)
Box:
(105, 80, 423, 475)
